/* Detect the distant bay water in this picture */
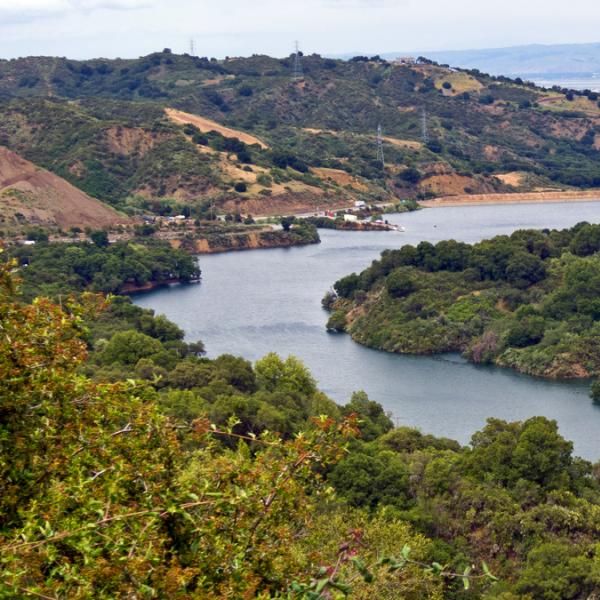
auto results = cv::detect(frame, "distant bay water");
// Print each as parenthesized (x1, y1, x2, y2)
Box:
(532, 75, 600, 91)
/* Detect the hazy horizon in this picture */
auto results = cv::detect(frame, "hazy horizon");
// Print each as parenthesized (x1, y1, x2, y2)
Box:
(1, 0, 599, 61)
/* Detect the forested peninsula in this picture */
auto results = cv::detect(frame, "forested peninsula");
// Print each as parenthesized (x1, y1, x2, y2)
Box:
(326, 221, 600, 379)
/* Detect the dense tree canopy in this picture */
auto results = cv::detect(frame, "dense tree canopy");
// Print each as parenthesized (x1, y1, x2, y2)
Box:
(3, 239, 600, 598)
(7, 239, 200, 299)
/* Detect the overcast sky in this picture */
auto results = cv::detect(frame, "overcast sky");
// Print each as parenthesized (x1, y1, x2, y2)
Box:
(1, 0, 599, 60)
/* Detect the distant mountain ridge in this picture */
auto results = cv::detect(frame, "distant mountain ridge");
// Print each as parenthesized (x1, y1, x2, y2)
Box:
(374, 42, 600, 78)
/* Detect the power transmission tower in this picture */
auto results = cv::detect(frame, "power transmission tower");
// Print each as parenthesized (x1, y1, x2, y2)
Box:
(292, 41, 303, 80)
(189, 38, 196, 57)
(421, 107, 429, 144)
(376, 124, 385, 168)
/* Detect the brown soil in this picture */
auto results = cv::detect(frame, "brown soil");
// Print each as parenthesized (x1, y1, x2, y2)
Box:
(169, 230, 318, 254)
(312, 167, 368, 191)
(303, 127, 332, 135)
(495, 172, 525, 187)
(483, 145, 502, 161)
(165, 108, 268, 149)
(419, 173, 489, 196)
(420, 190, 600, 207)
(545, 117, 589, 141)
(382, 136, 423, 150)
(200, 75, 235, 87)
(0, 146, 126, 229)
(105, 126, 165, 156)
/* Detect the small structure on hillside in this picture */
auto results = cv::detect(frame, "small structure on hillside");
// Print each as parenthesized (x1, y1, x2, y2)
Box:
(344, 214, 358, 223)
(394, 56, 415, 65)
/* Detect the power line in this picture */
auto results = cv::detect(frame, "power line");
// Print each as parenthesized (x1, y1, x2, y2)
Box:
(421, 107, 429, 144)
(376, 123, 385, 168)
(292, 41, 303, 80)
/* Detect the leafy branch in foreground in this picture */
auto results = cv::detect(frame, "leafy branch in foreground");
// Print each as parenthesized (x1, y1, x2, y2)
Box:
(291, 532, 498, 599)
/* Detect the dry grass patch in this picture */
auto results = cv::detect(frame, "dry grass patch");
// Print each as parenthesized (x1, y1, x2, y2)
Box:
(496, 172, 525, 187)
(165, 108, 268, 148)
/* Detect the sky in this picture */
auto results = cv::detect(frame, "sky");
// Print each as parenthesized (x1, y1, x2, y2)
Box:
(0, 0, 599, 60)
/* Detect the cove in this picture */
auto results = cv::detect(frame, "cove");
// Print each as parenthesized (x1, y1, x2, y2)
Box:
(134, 201, 600, 460)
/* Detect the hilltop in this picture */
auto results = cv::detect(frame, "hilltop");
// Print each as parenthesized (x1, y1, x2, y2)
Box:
(0, 50, 599, 219)
(0, 146, 124, 231)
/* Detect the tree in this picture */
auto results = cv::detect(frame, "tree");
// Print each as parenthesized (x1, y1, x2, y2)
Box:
(0, 261, 372, 598)
(329, 451, 410, 508)
(468, 417, 574, 490)
(505, 252, 546, 288)
(398, 167, 422, 184)
(590, 379, 600, 403)
(342, 390, 393, 441)
(280, 216, 294, 231)
(168, 359, 213, 390)
(569, 224, 600, 256)
(234, 181, 247, 193)
(386, 269, 416, 298)
(25, 228, 49, 242)
(90, 229, 109, 247)
(327, 310, 347, 332)
(100, 330, 162, 365)
(334, 272, 361, 298)
(506, 316, 545, 348)
(255, 353, 316, 397)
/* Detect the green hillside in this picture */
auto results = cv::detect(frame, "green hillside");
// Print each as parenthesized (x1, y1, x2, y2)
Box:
(1, 51, 599, 216)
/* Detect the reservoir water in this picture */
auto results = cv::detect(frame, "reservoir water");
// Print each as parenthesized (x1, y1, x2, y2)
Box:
(135, 201, 600, 460)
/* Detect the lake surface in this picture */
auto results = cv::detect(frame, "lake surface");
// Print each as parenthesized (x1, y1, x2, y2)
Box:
(135, 201, 600, 460)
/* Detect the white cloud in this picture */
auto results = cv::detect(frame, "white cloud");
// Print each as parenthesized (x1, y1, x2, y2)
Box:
(0, 0, 149, 22)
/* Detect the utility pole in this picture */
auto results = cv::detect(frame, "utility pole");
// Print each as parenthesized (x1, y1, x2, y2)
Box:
(421, 107, 429, 144)
(292, 41, 303, 80)
(189, 38, 196, 57)
(376, 123, 385, 168)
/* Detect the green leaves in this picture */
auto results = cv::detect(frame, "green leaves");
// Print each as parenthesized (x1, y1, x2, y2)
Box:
(482, 561, 498, 582)
(351, 557, 374, 583)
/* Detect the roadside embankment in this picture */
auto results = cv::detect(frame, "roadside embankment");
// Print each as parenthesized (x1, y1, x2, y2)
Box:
(420, 190, 600, 207)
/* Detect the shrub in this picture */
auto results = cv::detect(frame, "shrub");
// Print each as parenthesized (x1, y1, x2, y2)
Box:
(326, 310, 347, 332)
(506, 316, 545, 348)
(398, 167, 422, 184)
(386, 270, 416, 298)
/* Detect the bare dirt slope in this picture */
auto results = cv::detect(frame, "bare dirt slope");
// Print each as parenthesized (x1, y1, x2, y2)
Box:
(165, 108, 269, 149)
(0, 146, 125, 229)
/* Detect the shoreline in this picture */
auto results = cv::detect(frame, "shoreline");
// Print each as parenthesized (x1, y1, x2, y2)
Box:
(419, 190, 600, 208)
(121, 278, 200, 294)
